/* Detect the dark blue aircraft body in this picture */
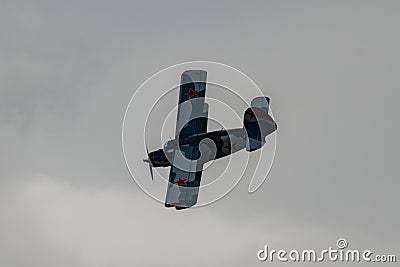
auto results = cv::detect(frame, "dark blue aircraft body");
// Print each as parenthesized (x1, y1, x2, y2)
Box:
(144, 70, 277, 209)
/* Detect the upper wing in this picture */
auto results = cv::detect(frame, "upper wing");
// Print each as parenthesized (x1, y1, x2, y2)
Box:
(165, 70, 208, 209)
(175, 70, 208, 140)
(165, 144, 203, 209)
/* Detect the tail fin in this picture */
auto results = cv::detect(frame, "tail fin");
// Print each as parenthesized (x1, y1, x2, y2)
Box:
(243, 97, 277, 152)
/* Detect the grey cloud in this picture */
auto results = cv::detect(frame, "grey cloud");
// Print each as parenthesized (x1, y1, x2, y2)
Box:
(1, 0, 399, 266)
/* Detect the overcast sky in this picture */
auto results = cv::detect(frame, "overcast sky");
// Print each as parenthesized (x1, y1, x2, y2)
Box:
(1, 1, 399, 266)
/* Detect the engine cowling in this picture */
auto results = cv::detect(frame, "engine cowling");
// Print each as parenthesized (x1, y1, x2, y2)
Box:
(148, 149, 171, 167)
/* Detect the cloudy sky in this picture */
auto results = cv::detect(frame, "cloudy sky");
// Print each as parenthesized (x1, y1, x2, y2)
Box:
(1, 1, 399, 266)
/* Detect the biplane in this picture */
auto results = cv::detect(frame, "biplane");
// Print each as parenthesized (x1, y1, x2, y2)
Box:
(144, 70, 277, 209)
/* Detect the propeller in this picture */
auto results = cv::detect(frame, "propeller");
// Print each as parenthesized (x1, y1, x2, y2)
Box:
(143, 146, 154, 180)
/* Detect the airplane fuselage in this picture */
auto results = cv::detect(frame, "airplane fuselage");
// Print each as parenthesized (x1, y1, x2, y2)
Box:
(148, 127, 247, 168)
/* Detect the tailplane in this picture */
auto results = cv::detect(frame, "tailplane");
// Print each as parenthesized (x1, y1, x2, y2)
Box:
(243, 97, 277, 151)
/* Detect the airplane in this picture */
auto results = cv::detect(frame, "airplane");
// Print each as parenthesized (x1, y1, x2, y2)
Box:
(143, 70, 277, 210)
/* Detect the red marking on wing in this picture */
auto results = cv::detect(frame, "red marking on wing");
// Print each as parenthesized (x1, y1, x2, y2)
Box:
(174, 178, 187, 186)
(184, 88, 198, 99)
(168, 202, 186, 206)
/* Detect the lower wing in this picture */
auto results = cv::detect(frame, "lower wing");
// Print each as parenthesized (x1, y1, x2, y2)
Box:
(165, 144, 203, 209)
